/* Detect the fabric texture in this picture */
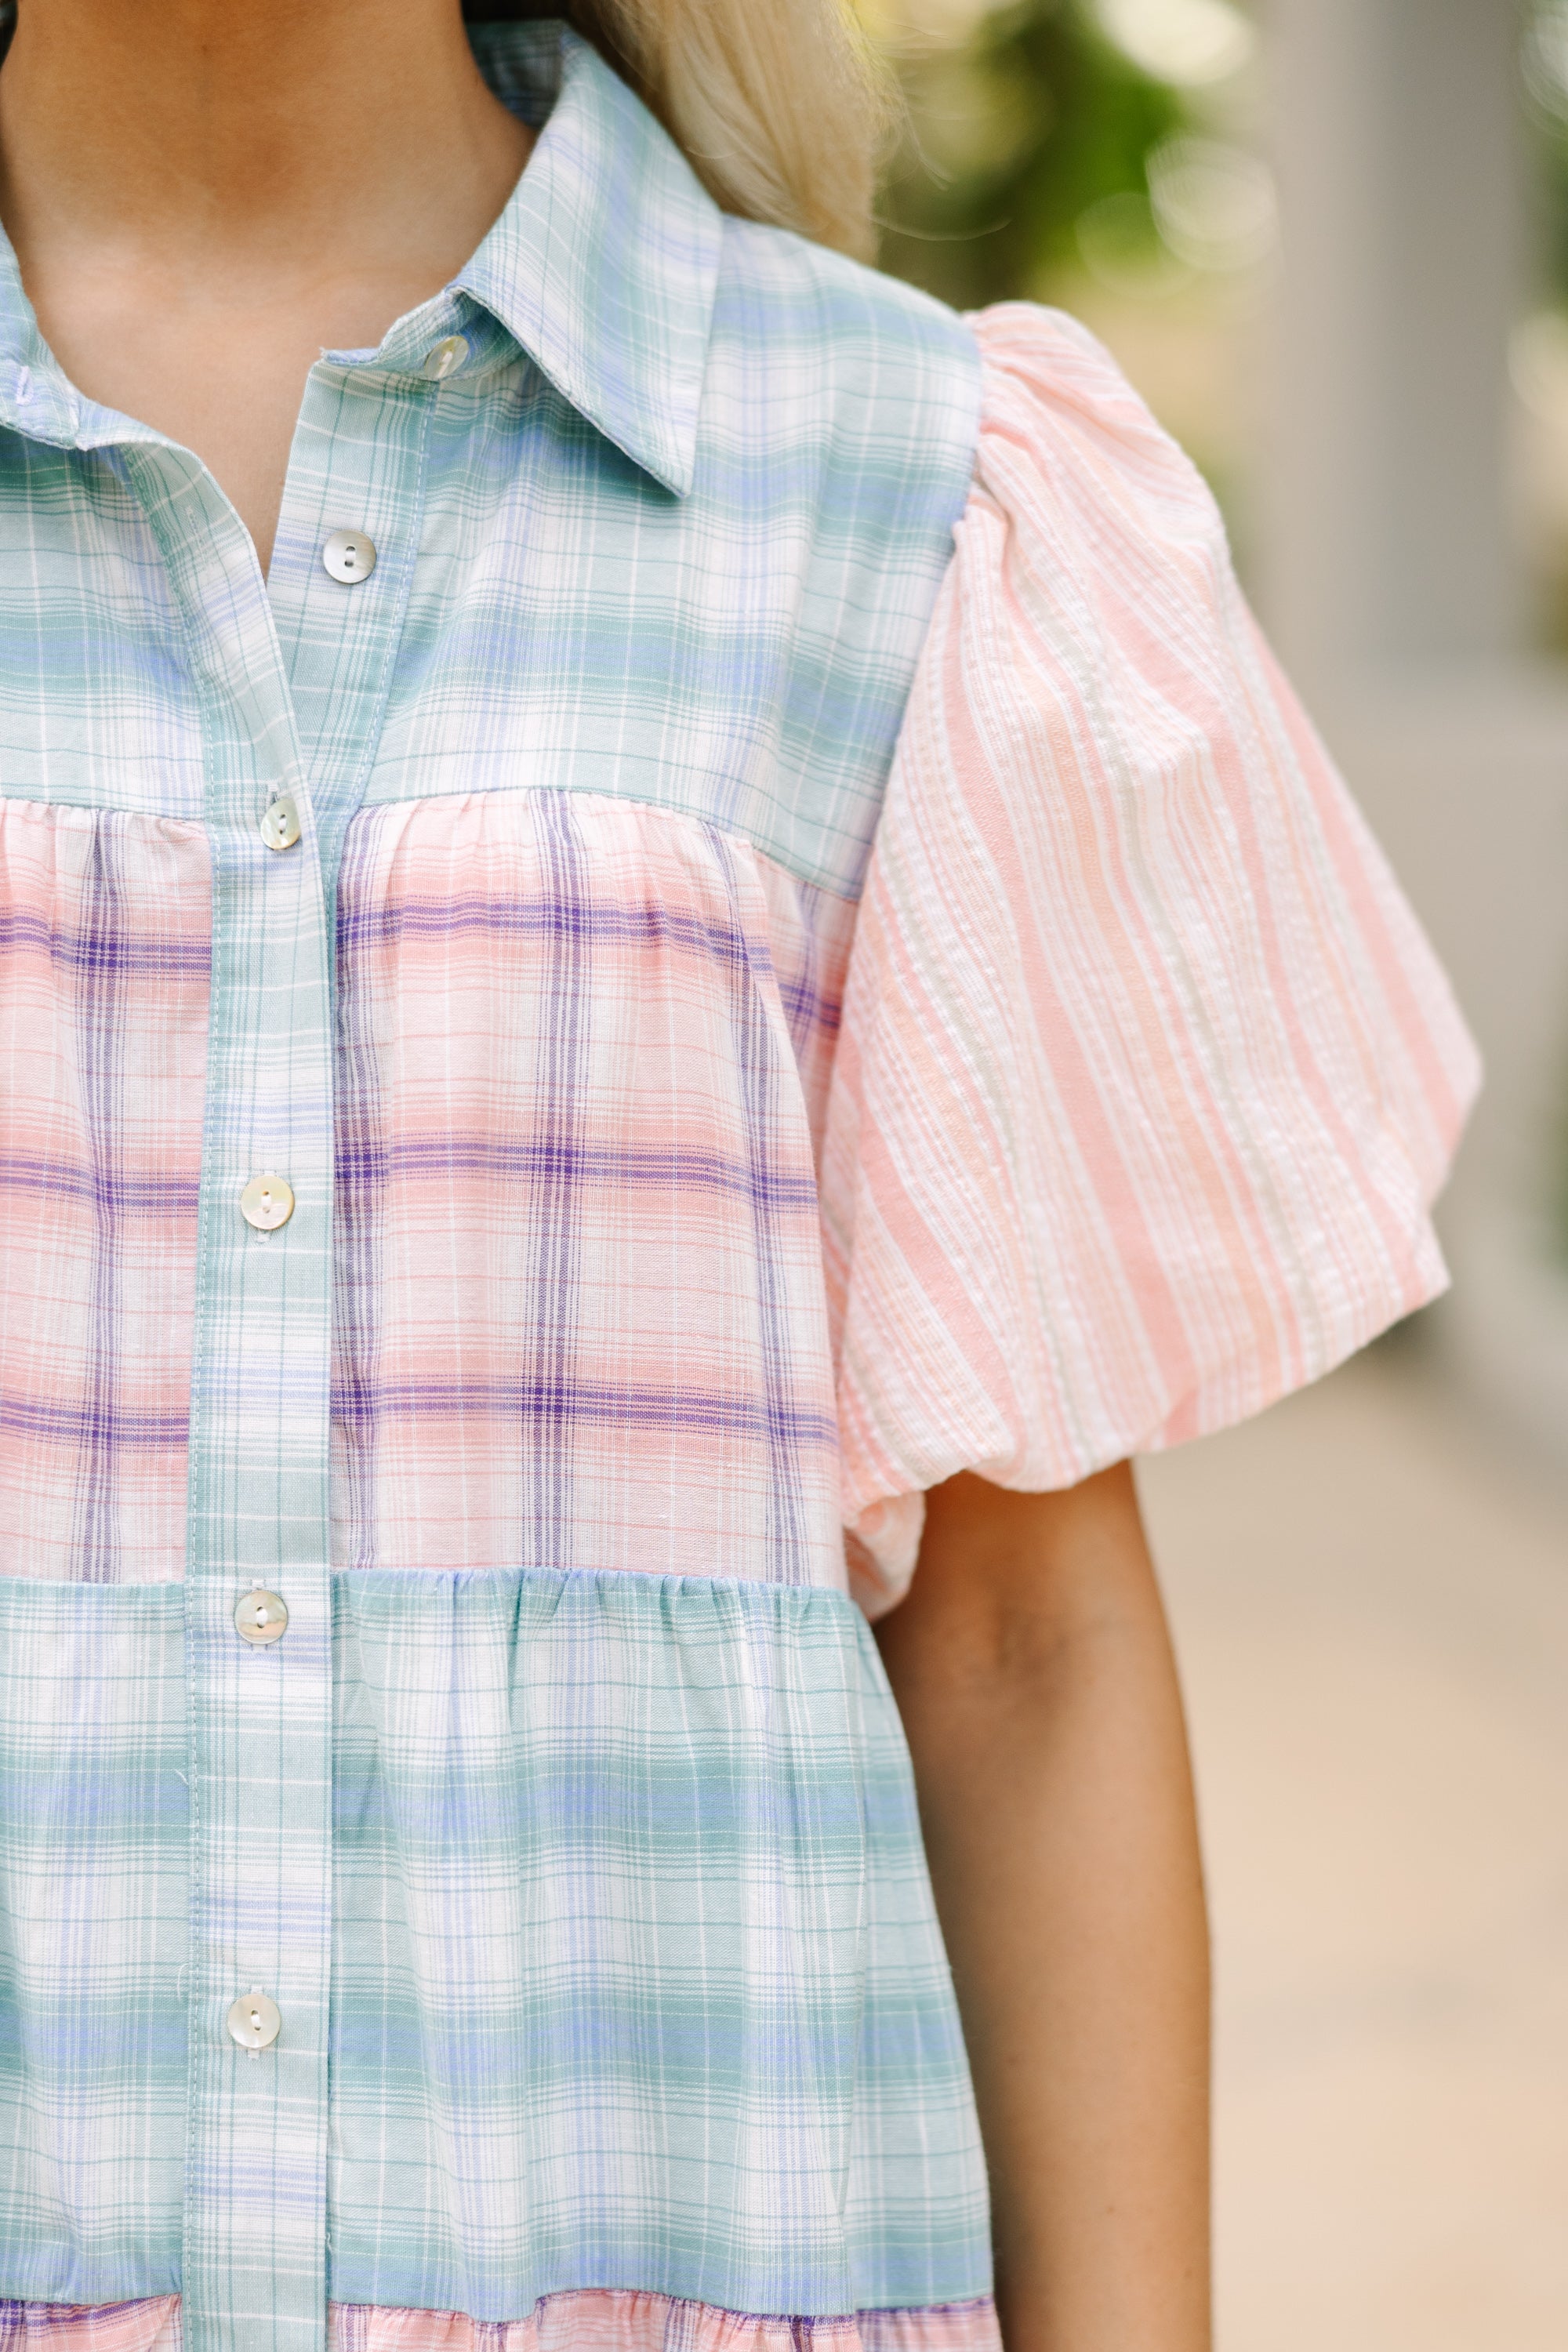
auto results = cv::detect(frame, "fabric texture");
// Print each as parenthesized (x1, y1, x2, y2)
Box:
(0, 16, 1475, 2352)
(0, 2299, 1001, 2352)
(331, 793, 847, 1589)
(0, 1571, 984, 2315)
(0, 20, 989, 2351)
(823, 305, 1479, 1606)
(0, 801, 209, 1580)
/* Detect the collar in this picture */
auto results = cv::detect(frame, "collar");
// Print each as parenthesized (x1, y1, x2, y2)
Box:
(457, 24, 724, 498)
(0, 21, 724, 499)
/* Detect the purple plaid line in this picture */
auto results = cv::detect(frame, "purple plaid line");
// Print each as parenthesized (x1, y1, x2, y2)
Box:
(775, 970, 841, 1038)
(0, 907, 211, 978)
(0, 1390, 190, 1448)
(329, 1374, 840, 1449)
(332, 1134, 819, 1212)
(335, 815, 391, 1573)
(72, 828, 125, 1587)
(0, 1156, 201, 1216)
(526, 793, 593, 1570)
(337, 888, 755, 973)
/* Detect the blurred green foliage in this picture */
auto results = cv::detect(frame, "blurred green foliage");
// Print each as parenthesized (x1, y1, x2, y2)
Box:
(876, 0, 1192, 310)
(1525, 1, 1568, 301)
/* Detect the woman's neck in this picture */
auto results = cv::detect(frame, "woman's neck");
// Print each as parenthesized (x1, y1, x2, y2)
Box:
(0, 0, 530, 294)
(0, 0, 534, 564)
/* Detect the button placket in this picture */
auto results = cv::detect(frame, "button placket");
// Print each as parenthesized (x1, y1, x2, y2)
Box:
(125, 437, 336, 2352)
(268, 350, 436, 906)
(132, 343, 434, 2352)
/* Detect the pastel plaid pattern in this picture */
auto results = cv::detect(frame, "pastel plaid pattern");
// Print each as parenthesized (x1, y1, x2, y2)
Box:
(336, 24, 983, 905)
(0, 2297, 1000, 2352)
(331, 792, 848, 1588)
(0, 19, 988, 2352)
(0, 801, 209, 1581)
(0, 1581, 187, 2295)
(330, 1570, 985, 2315)
(0, 1571, 989, 2314)
(0, 13, 1475, 2352)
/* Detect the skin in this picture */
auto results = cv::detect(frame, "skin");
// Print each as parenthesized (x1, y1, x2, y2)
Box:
(0, 6, 1212, 2341)
(0, 0, 533, 568)
(880, 1466, 1211, 2352)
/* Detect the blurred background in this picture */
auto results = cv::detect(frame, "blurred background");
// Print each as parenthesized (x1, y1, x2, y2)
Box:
(861, 2, 1568, 2342)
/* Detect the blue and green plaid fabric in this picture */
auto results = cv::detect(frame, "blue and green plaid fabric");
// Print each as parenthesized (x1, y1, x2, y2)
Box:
(0, 22, 990, 2352)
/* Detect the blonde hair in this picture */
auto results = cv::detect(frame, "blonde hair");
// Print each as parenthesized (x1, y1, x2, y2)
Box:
(570, 0, 891, 258)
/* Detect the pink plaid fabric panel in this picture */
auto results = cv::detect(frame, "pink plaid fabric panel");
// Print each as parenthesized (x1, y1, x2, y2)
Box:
(330, 789, 852, 1588)
(0, 2299, 1000, 2352)
(0, 800, 210, 1584)
(328, 2297, 1000, 2352)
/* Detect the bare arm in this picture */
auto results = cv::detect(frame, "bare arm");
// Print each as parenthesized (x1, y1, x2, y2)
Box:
(874, 1463, 1210, 2352)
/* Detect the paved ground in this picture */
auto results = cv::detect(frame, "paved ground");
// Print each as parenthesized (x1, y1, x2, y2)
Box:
(1137, 1347, 1568, 2350)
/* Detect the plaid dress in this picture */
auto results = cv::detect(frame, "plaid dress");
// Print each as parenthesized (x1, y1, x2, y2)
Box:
(0, 20, 1475, 2352)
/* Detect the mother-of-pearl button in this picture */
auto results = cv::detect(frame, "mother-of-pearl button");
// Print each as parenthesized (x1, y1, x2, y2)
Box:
(227, 1990, 282, 2052)
(235, 1588, 289, 1646)
(260, 793, 300, 852)
(240, 1174, 294, 1232)
(322, 528, 376, 584)
(422, 335, 470, 381)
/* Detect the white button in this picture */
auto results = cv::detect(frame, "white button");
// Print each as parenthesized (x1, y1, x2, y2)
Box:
(235, 1588, 288, 1646)
(421, 335, 470, 382)
(322, 528, 376, 584)
(240, 1174, 294, 1232)
(227, 1990, 281, 2052)
(260, 793, 300, 853)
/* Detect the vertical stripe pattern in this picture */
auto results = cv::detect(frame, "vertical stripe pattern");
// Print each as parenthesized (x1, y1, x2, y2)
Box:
(822, 304, 1480, 1607)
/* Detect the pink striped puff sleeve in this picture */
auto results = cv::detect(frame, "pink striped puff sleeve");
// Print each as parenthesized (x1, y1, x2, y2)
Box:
(822, 301, 1480, 1614)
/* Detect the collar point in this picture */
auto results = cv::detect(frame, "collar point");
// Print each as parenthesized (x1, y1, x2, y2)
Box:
(647, 448, 698, 501)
